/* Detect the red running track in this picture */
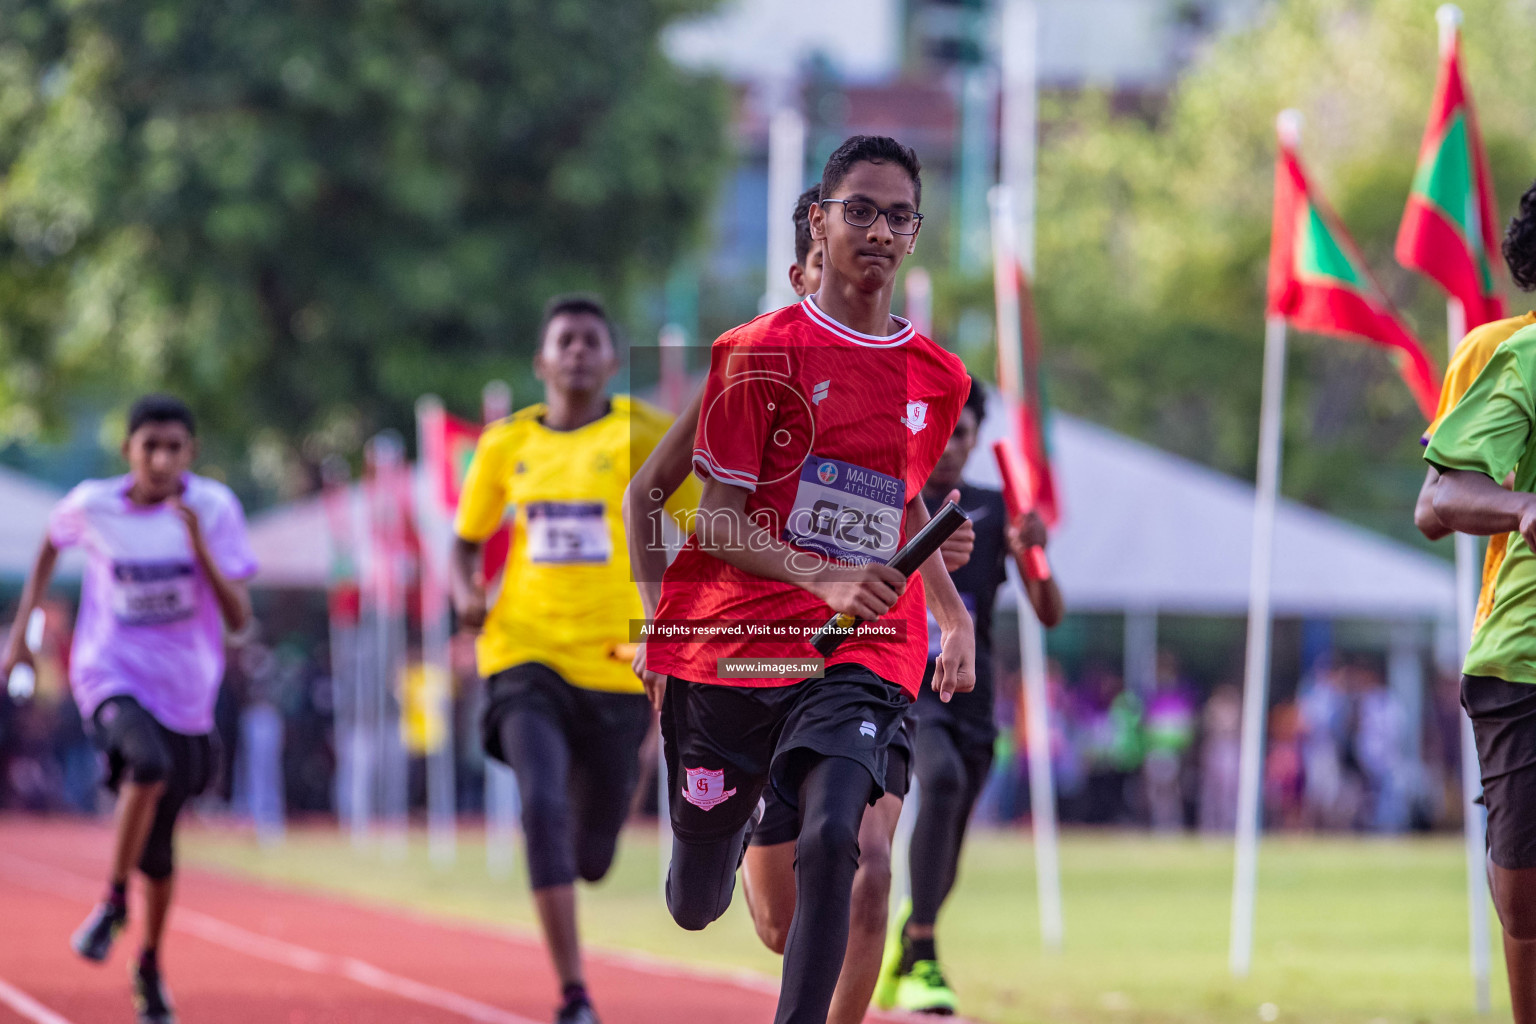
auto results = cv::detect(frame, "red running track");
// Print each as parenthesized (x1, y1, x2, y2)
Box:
(0, 818, 933, 1024)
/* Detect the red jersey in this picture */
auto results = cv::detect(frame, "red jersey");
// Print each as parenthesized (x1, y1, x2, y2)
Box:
(648, 297, 971, 699)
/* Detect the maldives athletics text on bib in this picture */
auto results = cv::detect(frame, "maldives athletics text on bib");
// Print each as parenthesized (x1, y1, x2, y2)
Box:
(782, 455, 903, 566)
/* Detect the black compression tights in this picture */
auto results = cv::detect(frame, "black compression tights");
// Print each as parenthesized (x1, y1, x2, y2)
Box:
(498, 710, 627, 890)
(664, 755, 874, 1024)
(774, 755, 875, 1024)
(908, 725, 988, 928)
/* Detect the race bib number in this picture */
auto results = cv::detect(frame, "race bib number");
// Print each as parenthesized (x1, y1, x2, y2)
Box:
(525, 501, 611, 564)
(783, 456, 903, 565)
(111, 561, 197, 626)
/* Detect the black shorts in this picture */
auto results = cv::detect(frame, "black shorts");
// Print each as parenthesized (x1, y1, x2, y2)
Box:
(662, 663, 910, 843)
(481, 663, 652, 769)
(1462, 674, 1536, 869)
(751, 713, 916, 848)
(913, 658, 998, 762)
(92, 695, 214, 798)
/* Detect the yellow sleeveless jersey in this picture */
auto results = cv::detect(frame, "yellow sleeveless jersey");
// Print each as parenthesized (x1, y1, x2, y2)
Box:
(454, 396, 696, 692)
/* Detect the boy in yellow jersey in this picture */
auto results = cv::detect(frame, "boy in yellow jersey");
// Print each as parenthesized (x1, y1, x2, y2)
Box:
(1419, 180, 1536, 1024)
(1416, 180, 1536, 631)
(451, 295, 695, 1024)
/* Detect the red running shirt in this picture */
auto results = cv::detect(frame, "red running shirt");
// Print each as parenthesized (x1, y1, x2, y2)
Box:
(648, 297, 971, 699)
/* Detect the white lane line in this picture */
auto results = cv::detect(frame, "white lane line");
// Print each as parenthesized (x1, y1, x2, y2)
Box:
(0, 848, 934, 1021)
(0, 978, 77, 1024)
(0, 855, 541, 1024)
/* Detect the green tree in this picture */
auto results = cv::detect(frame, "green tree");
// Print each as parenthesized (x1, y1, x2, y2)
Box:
(0, 0, 727, 492)
(1027, 0, 1536, 543)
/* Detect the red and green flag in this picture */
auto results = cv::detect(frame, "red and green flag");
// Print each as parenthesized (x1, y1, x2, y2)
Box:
(417, 399, 509, 580)
(1268, 128, 1440, 420)
(993, 257, 1060, 529)
(1395, 19, 1504, 328)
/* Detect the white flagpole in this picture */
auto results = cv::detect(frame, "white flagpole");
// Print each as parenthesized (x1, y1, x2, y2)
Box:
(989, 182, 1063, 949)
(478, 381, 519, 877)
(1229, 310, 1288, 977)
(1445, 295, 1493, 1013)
(416, 397, 458, 868)
(764, 106, 806, 313)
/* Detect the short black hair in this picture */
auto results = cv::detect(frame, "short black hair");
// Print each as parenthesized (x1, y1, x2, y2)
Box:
(819, 135, 922, 209)
(1504, 179, 1536, 292)
(962, 378, 987, 425)
(127, 394, 195, 437)
(539, 293, 614, 347)
(793, 184, 821, 267)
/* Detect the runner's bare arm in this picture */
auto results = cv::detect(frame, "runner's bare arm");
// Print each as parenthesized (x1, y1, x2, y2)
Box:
(450, 537, 487, 631)
(908, 493, 975, 701)
(0, 538, 57, 677)
(1007, 510, 1065, 627)
(170, 497, 250, 632)
(1414, 466, 1451, 541)
(1432, 470, 1536, 549)
(623, 386, 705, 617)
(693, 476, 907, 622)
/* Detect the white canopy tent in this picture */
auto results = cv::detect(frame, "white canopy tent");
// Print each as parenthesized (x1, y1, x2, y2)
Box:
(965, 409, 1454, 621)
(0, 466, 79, 579)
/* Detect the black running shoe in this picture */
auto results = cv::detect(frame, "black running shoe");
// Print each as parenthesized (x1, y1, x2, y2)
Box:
(132, 959, 176, 1024)
(554, 997, 600, 1024)
(70, 900, 126, 963)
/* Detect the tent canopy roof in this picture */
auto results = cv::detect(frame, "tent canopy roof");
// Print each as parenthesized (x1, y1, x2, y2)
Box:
(966, 411, 1452, 620)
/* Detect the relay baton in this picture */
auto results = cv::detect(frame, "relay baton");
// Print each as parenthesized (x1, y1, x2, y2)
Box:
(809, 501, 971, 657)
(992, 440, 1052, 582)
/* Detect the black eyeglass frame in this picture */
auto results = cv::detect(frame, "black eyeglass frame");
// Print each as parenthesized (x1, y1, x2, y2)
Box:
(819, 199, 925, 236)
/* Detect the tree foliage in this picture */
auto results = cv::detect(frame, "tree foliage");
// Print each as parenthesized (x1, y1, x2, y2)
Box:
(0, 0, 727, 492)
(1031, 0, 1536, 543)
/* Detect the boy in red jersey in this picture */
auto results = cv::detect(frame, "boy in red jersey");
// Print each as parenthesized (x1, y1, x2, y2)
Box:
(645, 136, 974, 1024)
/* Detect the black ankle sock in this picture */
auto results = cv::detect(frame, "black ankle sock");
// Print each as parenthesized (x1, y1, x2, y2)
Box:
(107, 881, 127, 910)
(138, 948, 158, 972)
(561, 982, 587, 1007)
(908, 935, 937, 965)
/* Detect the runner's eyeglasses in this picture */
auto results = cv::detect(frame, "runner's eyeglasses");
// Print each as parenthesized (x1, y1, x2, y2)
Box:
(820, 199, 924, 236)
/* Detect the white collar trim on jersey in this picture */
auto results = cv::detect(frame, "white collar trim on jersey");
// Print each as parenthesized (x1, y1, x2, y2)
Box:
(802, 296, 914, 348)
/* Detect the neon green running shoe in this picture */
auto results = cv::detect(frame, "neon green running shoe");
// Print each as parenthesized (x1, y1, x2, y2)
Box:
(894, 960, 958, 1016)
(872, 898, 911, 1010)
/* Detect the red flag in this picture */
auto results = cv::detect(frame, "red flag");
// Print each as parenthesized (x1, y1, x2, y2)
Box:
(1269, 122, 1440, 420)
(1396, 15, 1504, 329)
(418, 400, 510, 580)
(990, 189, 1060, 529)
(993, 440, 1052, 581)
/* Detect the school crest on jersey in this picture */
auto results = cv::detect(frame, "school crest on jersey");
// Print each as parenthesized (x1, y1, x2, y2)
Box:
(683, 766, 736, 811)
(902, 400, 930, 434)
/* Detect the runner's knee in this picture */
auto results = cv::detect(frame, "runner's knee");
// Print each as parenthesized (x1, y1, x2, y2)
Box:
(920, 748, 964, 802)
(575, 837, 619, 883)
(1492, 865, 1536, 941)
(848, 849, 892, 936)
(666, 833, 740, 931)
(138, 820, 176, 880)
(124, 731, 173, 786)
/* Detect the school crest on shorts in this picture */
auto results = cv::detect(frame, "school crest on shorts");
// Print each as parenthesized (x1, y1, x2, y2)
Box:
(901, 400, 929, 434)
(683, 766, 736, 811)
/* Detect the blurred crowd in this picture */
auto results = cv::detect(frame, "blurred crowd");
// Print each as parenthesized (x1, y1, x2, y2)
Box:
(976, 651, 1464, 835)
(0, 604, 1466, 837)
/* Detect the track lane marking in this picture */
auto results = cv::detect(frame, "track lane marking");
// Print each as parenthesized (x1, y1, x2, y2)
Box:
(0, 979, 77, 1024)
(0, 854, 541, 1024)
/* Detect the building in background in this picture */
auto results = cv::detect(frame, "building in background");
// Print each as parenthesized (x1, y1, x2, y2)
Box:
(661, 0, 1268, 344)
